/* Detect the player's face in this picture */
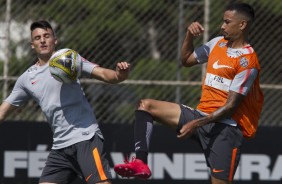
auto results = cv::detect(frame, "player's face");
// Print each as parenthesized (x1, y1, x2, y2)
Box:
(220, 10, 242, 41)
(31, 28, 57, 58)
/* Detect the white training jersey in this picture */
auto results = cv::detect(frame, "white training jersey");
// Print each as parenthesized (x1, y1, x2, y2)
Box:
(5, 56, 103, 149)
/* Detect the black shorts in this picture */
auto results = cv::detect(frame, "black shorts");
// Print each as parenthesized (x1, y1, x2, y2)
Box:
(40, 134, 112, 184)
(178, 104, 243, 181)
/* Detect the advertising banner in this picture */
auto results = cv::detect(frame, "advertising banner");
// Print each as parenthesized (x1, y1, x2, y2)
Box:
(0, 121, 281, 184)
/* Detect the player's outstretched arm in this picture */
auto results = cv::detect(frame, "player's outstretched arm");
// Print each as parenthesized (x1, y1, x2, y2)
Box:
(0, 102, 17, 124)
(91, 61, 130, 84)
(181, 22, 204, 67)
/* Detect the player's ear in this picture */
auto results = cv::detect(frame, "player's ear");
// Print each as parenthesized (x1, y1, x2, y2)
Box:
(240, 20, 247, 31)
(30, 41, 34, 49)
(54, 37, 58, 45)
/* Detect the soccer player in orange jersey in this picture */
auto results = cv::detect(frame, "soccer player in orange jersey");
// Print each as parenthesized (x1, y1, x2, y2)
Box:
(114, 2, 263, 184)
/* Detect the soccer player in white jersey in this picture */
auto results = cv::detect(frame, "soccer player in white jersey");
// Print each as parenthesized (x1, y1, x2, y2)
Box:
(0, 20, 130, 184)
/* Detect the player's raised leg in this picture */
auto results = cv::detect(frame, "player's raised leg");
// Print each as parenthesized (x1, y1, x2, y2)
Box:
(114, 99, 181, 179)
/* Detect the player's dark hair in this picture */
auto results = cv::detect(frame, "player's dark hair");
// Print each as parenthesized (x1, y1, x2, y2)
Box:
(30, 20, 55, 36)
(225, 2, 255, 23)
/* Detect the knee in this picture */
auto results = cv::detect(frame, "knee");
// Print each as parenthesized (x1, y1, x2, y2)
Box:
(136, 99, 152, 112)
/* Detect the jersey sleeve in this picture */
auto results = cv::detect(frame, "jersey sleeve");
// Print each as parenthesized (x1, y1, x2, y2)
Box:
(80, 56, 99, 77)
(229, 68, 258, 96)
(194, 36, 223, 64)
(4, 74, 31, 106)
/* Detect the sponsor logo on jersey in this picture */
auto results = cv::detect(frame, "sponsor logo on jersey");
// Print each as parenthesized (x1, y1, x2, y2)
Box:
(31, 80, 39, 85)
(27, 66, 38, 73)
(212, 168, 224, 173)
(240, 57, 249, 68)
(205, 73, 231, 92)
(82, 131, 89, 135)
(213, 60, 233, 69)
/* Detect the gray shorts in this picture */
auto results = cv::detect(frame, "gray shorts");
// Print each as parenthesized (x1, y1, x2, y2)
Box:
(40, 134, 112, 184)
(178, 104, 243, 181)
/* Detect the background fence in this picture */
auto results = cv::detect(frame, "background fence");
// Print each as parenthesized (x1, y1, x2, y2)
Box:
(0, 0, 281, 126)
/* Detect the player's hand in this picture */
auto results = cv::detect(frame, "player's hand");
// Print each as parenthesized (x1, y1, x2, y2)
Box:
(115, 61, 131, 81)
(177, 119, 198, 139)
(187, 22, 205, 37)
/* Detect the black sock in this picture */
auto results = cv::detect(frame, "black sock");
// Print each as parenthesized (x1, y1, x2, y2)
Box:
(134, 110, 153, 164)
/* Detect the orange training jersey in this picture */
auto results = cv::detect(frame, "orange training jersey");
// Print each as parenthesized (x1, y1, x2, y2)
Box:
(196, 37, 264, 138)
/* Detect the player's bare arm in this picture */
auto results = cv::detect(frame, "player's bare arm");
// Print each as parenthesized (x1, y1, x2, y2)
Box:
(91, 61, 130, 84)
(181, 22, 205, 67)
(177, 91, 244, 139)
(0, 102, 17, 123)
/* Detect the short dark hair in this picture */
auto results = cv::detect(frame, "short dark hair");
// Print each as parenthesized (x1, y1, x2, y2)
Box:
(30, 20, 55, 35)
(225, 2, 255, 23)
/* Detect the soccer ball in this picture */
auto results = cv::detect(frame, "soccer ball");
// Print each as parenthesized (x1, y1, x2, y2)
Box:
(49, 48, 82, 83)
